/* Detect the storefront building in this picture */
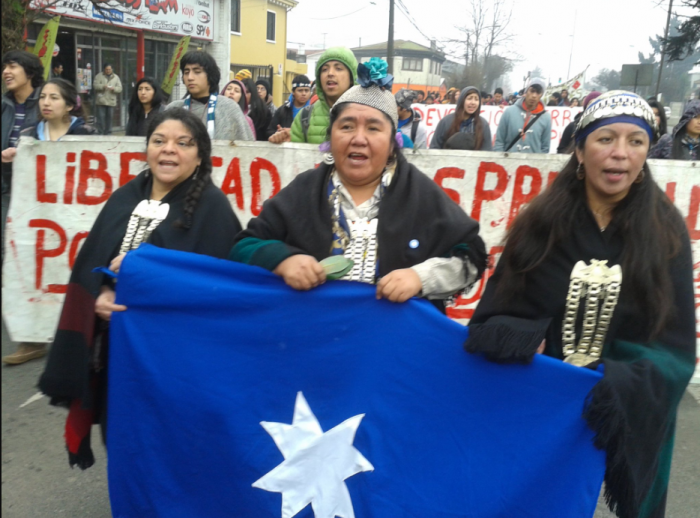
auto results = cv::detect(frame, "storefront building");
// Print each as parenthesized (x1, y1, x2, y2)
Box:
(28, 0, 231, 132)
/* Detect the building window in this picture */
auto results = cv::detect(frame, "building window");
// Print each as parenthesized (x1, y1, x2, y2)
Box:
(231, 0, 241, 33)
(266, 11, 276, 42)
(402, 58, 422, 72)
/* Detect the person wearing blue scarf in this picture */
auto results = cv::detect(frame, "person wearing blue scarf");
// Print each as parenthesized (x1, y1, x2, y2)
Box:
(268, 74, 312, 142)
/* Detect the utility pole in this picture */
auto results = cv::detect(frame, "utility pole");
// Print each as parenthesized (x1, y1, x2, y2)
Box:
(387, 0, 395, 75)
(656, 0, 674, 97)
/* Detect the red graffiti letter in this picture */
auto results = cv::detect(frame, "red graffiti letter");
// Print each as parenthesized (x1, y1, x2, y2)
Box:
(77, 151, 113, 205)
(221, 158, 244, 210)
(29, 219, 67, 292)
(36, 155, 57, 203)
(665, 182, 676, 203)
(120, 152, 146, 186)
(434, 167, 465, 204)
(508, 165, 543, 227)
(686, 185, 700, 240)
(250, 158, 281, 216)
(64, 153, 76, 204)
(471, 162, 509, 222)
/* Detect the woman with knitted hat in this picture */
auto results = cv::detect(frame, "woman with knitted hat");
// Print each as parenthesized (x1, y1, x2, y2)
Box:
(289, 47, 358, 144)
(466, 90, 695, 518)
(231, 59, 487, 310)
(255, 78, 277, 117)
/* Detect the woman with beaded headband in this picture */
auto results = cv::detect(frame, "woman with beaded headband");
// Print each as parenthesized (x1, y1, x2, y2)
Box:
(39, 108, 241, 471)
(465, 91, 695, 518)
(231, 59, 487, 311)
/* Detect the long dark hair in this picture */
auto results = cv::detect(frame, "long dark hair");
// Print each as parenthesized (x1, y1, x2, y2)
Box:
(496, 146, 683, 339)
(647, 100, 668, 145)
(242, 78, 271, 140)
(146, 108, 212, 229)
(40, 78, 84, 119)
(127, 77, 165, 136)
(446, 87, 483, 149)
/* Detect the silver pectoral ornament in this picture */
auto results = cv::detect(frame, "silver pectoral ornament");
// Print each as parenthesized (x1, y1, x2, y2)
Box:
(562, 260, 622, 367)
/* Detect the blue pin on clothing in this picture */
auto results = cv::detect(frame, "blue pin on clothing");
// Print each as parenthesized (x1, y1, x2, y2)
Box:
(108, 244, 605, 518)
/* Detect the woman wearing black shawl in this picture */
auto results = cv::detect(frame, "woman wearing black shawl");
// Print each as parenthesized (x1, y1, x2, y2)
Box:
(39, 108, 241, 469)
(231, 60, 487, 310)
(465, 91, 696, 518)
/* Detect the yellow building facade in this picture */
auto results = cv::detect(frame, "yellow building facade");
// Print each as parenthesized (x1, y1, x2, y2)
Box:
(230, 0, 307, 108)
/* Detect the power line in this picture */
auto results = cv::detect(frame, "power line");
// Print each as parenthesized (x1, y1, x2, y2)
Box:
(394, 0, 434, 43)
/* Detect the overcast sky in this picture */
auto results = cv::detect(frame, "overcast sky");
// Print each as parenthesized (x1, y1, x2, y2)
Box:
(287, 0, 695, 90)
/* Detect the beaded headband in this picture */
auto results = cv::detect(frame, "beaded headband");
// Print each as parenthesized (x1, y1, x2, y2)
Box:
(575, 90, 658, 144)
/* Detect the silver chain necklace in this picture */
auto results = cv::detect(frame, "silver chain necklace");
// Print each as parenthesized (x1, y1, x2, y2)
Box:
(562, 260, 622, 367)
(119, 200, 170, 255)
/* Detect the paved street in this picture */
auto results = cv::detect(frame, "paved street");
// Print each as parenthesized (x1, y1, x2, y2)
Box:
(2, 318, 699, 517)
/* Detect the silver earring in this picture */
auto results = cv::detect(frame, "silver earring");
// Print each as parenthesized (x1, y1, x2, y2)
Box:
(576, 162, 584, 180)
(323, 153, 335, 165)
(192, 165, 199, 180)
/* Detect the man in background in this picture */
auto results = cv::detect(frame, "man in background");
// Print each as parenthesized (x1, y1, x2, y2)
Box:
(93, 63, 122, 135)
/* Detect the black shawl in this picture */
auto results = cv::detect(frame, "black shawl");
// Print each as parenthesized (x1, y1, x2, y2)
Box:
(234, 154, 487, 289)
(466, 202, 696, 518)
(38, 170, 240, 468)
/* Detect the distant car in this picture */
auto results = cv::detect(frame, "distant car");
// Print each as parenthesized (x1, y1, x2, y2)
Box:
(664, 106, 671, 118)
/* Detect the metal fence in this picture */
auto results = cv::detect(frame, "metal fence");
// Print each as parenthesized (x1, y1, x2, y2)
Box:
(229, 64, 274, 93)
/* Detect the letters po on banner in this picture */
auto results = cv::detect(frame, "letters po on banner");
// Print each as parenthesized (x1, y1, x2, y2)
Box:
(413, 104, 582, 152)
(3, 137, 700, 378)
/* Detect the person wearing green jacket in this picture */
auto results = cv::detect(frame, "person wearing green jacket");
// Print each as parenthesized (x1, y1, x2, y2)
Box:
(289, 47, 357, 144)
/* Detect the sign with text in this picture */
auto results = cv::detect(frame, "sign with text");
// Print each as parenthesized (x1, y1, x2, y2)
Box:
(413, 104, 582, 153)
(30, 0, 213, 41)
(4, 138, 700, 374)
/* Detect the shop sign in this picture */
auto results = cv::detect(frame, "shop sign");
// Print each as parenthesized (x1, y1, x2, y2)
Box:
(29, 0, 214, 41)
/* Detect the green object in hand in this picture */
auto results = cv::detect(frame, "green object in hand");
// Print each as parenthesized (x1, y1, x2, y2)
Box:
(320, 256, 354, 280)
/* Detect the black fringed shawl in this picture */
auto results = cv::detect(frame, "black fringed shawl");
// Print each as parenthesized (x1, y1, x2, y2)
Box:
(231, 154, 488, 306)
(38, 170, 241, 469)
(466, 202, 696, 518)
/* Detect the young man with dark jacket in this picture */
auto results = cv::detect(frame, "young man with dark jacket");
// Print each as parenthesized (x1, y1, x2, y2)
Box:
(1, 50, 46, 364)
(268, 75, 312, 142)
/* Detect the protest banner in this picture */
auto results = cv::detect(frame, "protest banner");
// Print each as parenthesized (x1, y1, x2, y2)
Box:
(3, 137, 699, 380)
(412, 104, 582, 152)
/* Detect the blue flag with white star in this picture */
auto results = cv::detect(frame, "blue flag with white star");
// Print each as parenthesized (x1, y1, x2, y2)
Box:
(108, 245, 605, 518)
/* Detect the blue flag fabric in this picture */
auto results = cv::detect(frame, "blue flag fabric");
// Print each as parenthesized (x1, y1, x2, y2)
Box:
(108, 245, 605, 518)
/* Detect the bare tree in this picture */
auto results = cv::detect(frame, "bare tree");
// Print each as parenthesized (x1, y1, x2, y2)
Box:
(442, 0, 518, 89)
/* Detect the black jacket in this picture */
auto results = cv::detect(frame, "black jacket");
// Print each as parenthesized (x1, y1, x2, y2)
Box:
(20, 117, 100, 139)
(2, 88, 42, 193)
(267, 102, 296, 139)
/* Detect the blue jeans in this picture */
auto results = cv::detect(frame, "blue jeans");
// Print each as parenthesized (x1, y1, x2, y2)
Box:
(96, 105, 114, 135)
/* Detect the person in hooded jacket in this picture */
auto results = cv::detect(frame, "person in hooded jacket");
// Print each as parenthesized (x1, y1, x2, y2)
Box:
(255, 78, 277, 117)
(557, 90, 601, 154)
(494, 78, 551, 153)
(20, 79, 98, 141)
(647, 100, 668, 147)
(268, 74, 312, 142)
(290, 47, 358, 144)
(221, 79, 257, 138)
(395, 88, 428, 149)
(430, 87, 492, 150)
(649, 100, 700, 160)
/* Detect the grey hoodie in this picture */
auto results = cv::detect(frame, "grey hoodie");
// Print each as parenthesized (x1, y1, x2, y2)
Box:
(649, 100, 700, 160)
(493, 98, 551, 153)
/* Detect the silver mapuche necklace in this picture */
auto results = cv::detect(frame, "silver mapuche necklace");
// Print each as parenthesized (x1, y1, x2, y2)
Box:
(342, 218, 379, 283)
(119, 199, 170, 254)
(562, 259, 622, 367)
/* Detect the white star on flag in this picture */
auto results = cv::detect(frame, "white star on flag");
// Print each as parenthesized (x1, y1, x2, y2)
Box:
(253, 392, 374, 518)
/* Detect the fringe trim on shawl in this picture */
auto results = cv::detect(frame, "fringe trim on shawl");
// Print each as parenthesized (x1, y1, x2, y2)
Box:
(465, 317, 551, 364)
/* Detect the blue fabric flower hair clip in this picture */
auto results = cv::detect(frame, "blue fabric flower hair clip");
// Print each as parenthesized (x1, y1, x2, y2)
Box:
(357, 57, 394, 90)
